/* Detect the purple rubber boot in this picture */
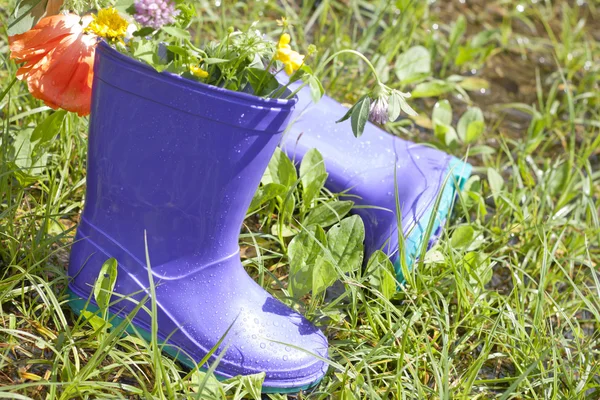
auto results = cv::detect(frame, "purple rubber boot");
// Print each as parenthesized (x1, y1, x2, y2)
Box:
(68, 42, 328, 393)
(281, 83, 472, 279)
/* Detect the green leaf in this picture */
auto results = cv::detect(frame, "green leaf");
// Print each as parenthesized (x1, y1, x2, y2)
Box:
(300, 148, 328, 208)
(81, 311, 112, 331)
(365, 250, 396, 300)
(94, 258, 118, 313)
(304, 201, 354, 228)
(388, 92, 402, 122)
(411, 80, 454, 98)
(161, 25, 191, 40)
(288, 225, 327, 298)
(191, 370, 225, 399)
(9, 110, 64, 185)
(262, 148, 297, 188)
(454, 46, 477, 66)
(165, 44, 189, 57)
(114, 0, 135, 13)
(463, 251, 492, 287)
(312, 256, 336, 296)
(394, 46, 431, 83)
(335, 95, 363, 124)
(308, 75, 325, 103)
(327, 215, 365, 273)
(239, 372, 265, 400)
(457, 107, 485, 144)
(432, 100, 457, 146)
(248, 183, 286, 213)
(351, 96, 371, 138)
(449, 15, 467, 50)
(202, 57, 230, 65)
(450, 225, 474, 249)
(396, 92, 417, 117)
(8, 0, 48, 36)
(132, 41, 156, 64)
(432, 100, 453, 126)
(458, 77, 490, 91)
(247, 68, 279, 97)
(487, 168, 504, 203)
(30, 110, 66, 144)
(133, 27, 156, 37)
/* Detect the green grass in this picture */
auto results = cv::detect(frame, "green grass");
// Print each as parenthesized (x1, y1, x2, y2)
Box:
(1, 0, 599, 398)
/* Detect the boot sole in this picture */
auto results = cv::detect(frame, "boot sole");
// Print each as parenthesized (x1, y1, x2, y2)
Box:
(67, 289, 324, 394)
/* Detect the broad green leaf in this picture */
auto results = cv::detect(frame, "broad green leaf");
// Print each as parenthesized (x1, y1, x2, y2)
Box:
(132, 40, 155, 64)
(458, 77, 490, 91)
(438, 124, 459, 147)
(351, 96, 370, 138)
(547, 162, 569, 197)
(455, 46, 477, 66)
(114, 0, 135, 13)
(31, 110, 66, 144)
(94, 258, 118, 313)
(327, 215, 365, 273)
(412, 80, 454, 98)
(432, 100, 453, 126)
(262, 148, 297, 188)
(304, 200, 354, 228)
(288, 225, 327, 298)
(394, 46, 431, 83)
(450, 225, 474, 249)
(7, 0, 48, 36)
(308, 75, 324, 103)
(248, 183, 286, 213)
(365, 250, 396, 300)
(388, 92, 402, 122)
(432, 100, 457, 146)
(247, 68, 279, 97)
(336, 94, 367, 124)
(279, 190, 296, 223)
(463, 251, 492, 287)
(9, 124, 57, 185)
(487, 168, 504, 203)
(161, 25, 191, 39)
(312, 255, 336, 296)
(457, 107, 485, 144)
(300, 148, 327, 208)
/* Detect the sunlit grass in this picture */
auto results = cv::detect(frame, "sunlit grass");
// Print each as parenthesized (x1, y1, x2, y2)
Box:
(1, 0, 599, 398)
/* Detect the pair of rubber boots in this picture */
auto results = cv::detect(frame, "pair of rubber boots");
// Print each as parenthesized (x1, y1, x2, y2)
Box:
(68, 42, 471, 392)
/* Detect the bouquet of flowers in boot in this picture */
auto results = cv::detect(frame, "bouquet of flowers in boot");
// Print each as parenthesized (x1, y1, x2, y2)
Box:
(7, 0, 416, 136)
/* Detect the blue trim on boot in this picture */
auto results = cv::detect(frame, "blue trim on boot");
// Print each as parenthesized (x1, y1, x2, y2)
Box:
(392, 157, 472, 281)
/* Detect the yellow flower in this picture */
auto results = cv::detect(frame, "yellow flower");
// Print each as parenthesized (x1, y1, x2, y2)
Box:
(190, 65, 209, 78)
(276, 17, 290, 28)
(85, 8, 128, 41)
(275, 33, 305, 75)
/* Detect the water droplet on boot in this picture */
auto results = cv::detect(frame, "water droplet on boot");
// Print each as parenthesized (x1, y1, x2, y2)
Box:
(283, 355, 288, 361)
(260, 343, 266, 349)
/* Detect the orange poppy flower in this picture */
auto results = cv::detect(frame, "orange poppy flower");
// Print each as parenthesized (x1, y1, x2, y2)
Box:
(9, 14, 97, 116)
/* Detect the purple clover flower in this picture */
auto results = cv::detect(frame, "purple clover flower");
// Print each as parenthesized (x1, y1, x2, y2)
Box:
(134, 0, 180, 29)
(369, 96, 389, 125)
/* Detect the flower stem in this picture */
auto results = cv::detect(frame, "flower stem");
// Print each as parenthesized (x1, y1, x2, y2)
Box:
(316, 49, 383, 86)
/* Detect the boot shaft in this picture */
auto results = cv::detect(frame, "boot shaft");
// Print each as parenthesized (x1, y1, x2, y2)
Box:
(76, 42, 297, 279)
